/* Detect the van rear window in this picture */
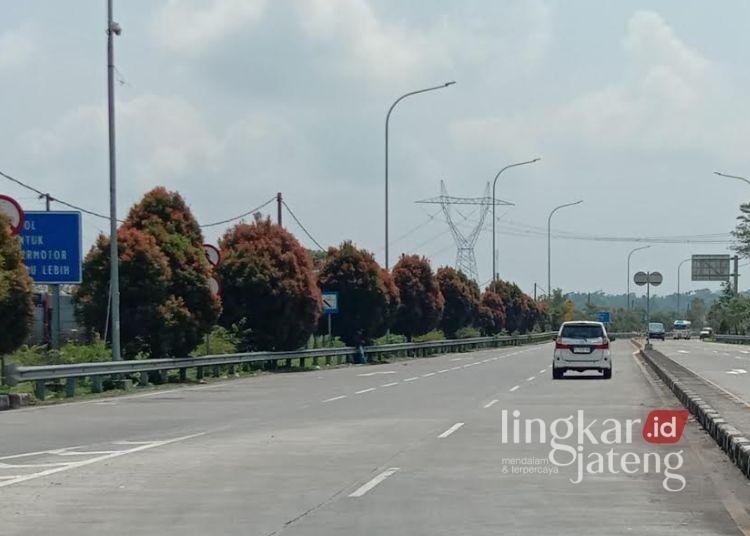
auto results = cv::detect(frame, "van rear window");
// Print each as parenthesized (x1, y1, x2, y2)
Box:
(560, 325, 604, 339)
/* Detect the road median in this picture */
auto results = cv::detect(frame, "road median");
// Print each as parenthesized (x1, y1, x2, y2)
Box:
(636, 340, 750, 479)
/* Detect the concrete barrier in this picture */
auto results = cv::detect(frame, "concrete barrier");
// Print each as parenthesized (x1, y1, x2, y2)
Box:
(638, 342, 750, 479)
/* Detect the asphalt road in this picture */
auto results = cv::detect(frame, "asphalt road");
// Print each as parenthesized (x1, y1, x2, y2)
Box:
(654, 339, 750, 405)
(2, 341, 750, 535)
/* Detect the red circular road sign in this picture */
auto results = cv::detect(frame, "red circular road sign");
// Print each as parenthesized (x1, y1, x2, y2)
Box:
(203, 244, 221, 267)
(0, 194, 24, 235)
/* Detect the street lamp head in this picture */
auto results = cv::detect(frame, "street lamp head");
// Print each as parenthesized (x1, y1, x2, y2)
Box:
(444, 81, 456, 87)
(532, 157, 541, 163)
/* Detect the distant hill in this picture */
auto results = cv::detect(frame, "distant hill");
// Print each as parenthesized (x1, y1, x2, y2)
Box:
(565, 288, 729, 313)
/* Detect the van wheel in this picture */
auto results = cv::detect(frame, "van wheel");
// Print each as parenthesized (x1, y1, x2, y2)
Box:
(552, 368, 563, 380)
(602, 369, 612, 379)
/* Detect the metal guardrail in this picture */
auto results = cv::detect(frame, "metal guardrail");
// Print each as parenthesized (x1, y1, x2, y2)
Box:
(3, 332, 556, 400)
(713, 334, 750, 344)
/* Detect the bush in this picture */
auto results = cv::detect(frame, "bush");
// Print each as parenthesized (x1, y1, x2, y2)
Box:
(6, 338, 111, 366)
(217, 219, 321, 351)
(0, 214, 33, 354)
(392, 255, 444, 340)
(455, 326, 481, 339)
(190, 326, 238, 356)
(436, 267, 480, 338)
(318, 241, 399, 346)
(412, 329, 445, 342)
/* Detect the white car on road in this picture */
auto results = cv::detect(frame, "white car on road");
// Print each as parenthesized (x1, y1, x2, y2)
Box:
(552, 321, 612, 379)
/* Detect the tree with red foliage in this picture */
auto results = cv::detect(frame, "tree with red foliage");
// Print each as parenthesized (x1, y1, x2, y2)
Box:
(487, 279, 539, 334)
(477, 288, 506, 335)
(77, 227, 173, 357)
(392, 255, 444, 339)
(317, 241, 399, 346)
(436, 267, 480, 338)
(76, 188, 219, 358)
(0, 214, 33, 354)
(217, 219, 322, 351)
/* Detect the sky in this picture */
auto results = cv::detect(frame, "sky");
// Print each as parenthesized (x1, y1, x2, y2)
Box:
(2, 0, 750, 298)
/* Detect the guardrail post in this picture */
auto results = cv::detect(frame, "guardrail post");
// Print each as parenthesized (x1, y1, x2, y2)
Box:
(228, 364, 236, 376)
(65, 377, 76, 398)
(299, 357, 306, 369)
(212, 365, 220, 378)
(34, 380, 45, 400)
(196, 366, 204, 380)
(285, 358, 292, 369)
(139, 371, 149, 386)
(325, 355, 332, 366)
(91, 376, 103, 393)
(312, 356, 318, 367)
(179, 368, 187, 382)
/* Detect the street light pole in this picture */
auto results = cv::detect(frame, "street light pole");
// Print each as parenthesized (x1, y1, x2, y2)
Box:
(627, 245, 650, 309)
(677, 257, 691, 313)
(385, 81, 455, 270)
(107, 0, 122, 361)
(714, 171, 750, 186)
(547, 200, 583, 298)
(491, 158, 540, 281)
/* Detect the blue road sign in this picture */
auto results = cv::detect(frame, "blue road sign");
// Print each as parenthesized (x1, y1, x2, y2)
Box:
(322, 291, 339, 314)
(597, 311, 611, 324)
(19, 211, 82, 284)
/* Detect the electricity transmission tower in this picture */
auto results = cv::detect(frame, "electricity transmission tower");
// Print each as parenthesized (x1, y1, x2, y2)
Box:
(416, 181, 513, 282)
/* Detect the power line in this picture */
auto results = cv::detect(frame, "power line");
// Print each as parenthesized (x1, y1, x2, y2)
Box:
(1, 169, 120, 221)
(282, 200, 325, 251)
(201, 197, 276, 228)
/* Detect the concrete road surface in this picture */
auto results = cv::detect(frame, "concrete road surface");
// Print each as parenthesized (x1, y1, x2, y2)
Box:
(2, 341, 750, 535)
(654, 339, 750, 405)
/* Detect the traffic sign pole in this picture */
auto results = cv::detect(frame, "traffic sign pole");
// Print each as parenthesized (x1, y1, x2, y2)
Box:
(44, 195, 61, 350)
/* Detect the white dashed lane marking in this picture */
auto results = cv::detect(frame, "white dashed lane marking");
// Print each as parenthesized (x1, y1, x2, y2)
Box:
(322, 395, 347, 403)
(484, 399, 499, 409)
(381, 382, 398, 388)
(510, 385, 520, 392)
(404, 377, 419, 382)
(355, 388, 375, 394)
(349, 468, 400, 498)
(438, 422, 465, 438)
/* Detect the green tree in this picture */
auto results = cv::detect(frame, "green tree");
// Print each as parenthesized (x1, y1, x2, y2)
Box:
(0, 215, 33, 354)
(436, 267, 480, 338)
(392, 255, 444, 340)
(76, 187, 219, 358)
(217, 219, 322, 351)
(686, 297, 706, 326)
(317, 241, 399, 346)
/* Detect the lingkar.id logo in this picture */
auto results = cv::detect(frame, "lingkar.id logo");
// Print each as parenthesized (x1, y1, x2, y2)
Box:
(501, 409, 690, 492)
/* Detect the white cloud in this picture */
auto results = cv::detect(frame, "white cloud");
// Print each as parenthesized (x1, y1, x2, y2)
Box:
(450, 10, 742, 159)
(153, 0, 268, 54)
(0, 26, 34, 72)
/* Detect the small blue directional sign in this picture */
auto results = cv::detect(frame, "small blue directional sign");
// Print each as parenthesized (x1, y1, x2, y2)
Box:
(19, 211, 82, 284)
(321, 291, 339, 314)
(597, 311, 611, 324)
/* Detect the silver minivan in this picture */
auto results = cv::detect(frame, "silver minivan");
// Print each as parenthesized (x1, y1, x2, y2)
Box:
(552, 321, 612, 379)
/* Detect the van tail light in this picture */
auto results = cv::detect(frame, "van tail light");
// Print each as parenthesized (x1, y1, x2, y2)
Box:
(555, 341, 570, 349)
(594, 339, 610, 350)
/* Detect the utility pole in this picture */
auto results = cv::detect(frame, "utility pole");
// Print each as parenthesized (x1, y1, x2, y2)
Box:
(533, 283, 537, 301)
(733, 255, 739, 295)
(39, 193, 60, 348)
(107, 0, 122, 361)
(276, 192, 283, 226)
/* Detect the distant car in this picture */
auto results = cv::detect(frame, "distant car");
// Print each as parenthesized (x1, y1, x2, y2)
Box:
(672, 320, 692, 340)
(552, 321, 612, 379)
(699, 327, 714, 340)
(648, 322, 666, 341)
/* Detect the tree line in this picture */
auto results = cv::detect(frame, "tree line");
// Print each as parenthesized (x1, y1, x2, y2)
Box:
(0, 188, 548, 359)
